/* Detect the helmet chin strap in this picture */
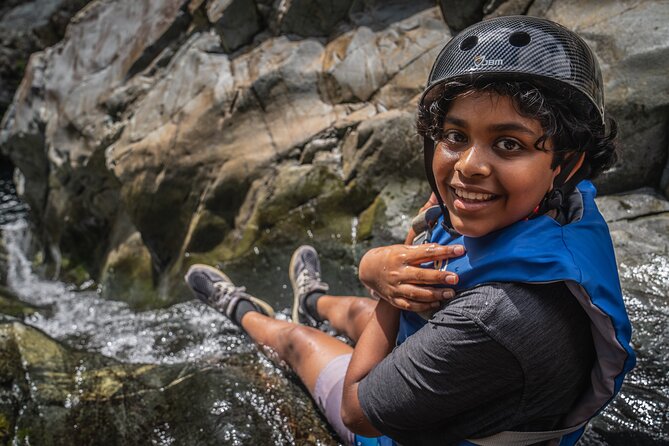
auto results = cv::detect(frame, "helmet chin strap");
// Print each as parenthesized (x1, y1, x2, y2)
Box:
(533, 152, 589, 217)
(423, 138, 452, 230)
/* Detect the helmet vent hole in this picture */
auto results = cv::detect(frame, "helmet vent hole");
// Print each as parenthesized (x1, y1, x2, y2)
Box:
(460, 36, 478, 51)
(509, 31, 531, 47)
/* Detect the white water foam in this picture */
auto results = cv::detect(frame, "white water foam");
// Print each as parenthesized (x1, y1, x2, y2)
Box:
(1, 220, 251, 365)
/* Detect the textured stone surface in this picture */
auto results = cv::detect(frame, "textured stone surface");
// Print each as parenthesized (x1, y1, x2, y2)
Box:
(539, 0, 669, 194)
(207, 0, 261, 52)
(0, 320, 337, 445)
(273, 0, 354, 37)
(320, 8, 447, 104)
(0, 0, 92, 118)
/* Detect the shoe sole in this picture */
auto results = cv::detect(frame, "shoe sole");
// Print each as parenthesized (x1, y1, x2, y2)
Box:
(186, 264, 275, 318)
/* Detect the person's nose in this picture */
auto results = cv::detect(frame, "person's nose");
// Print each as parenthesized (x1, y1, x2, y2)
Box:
(454, 144, 492, 178)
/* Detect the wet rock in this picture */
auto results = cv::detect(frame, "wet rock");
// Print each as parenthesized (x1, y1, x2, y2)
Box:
(591, 191, 669, 444)
(0, 320, 337, 445)
(0, 285, 38, 319)
(99, 213, 157, 310)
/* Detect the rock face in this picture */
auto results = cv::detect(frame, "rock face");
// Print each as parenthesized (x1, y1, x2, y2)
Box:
(0, 0, 93, 119)
(0, 0, 668, 308)
(535, 0, 669, 195)
(0, 320, 336, 445)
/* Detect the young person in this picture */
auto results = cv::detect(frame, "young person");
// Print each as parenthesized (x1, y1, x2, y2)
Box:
(185, 16, 635, 446)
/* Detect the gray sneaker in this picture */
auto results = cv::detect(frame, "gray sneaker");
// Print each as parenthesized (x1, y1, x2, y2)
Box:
(289, 245, 329, 325)
(185, 264, 274, 324)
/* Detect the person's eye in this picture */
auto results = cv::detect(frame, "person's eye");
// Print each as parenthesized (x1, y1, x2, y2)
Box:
(443, 130, 467, 145)
(494, 138, 524, 152)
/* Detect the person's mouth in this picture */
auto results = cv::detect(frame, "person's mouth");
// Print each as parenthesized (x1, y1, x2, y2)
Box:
(450, 186, 499, 211)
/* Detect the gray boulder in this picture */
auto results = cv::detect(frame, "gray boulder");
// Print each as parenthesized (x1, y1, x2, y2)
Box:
(536, 0, 669, 195)
(0, 0, 93, 118)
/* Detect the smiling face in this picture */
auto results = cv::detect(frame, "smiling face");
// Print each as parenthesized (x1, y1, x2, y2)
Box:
(432, 91, 559, 237)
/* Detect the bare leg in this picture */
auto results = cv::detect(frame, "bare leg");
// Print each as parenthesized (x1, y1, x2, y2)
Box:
(241, 311, 353, 392)
(316, 296, 375, 342)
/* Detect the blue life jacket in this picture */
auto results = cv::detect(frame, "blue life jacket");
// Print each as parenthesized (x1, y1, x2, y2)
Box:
(360, 181, 635, 446)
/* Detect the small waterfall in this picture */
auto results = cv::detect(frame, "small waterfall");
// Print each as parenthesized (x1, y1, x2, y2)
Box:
(3, 219, 69, 306)
(0, 218, 246, 365)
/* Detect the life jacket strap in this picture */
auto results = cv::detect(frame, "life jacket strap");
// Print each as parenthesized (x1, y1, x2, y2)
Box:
(466, 421, 586, 446)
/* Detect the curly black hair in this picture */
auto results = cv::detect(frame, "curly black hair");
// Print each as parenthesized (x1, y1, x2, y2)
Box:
(417, 78, 618, 179)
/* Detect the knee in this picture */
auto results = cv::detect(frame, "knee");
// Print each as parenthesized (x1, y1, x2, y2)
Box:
(348, 298, 373, 322)
(281, 324, 316, 362)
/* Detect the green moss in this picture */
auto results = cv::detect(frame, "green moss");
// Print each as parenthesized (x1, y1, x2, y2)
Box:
(13, 57, 27, 74)
(0, 286, 38, 318)
(0, 413, 12, 443)
(258, 165, 342, 228)
(60, 257, 91, 286)
(100, 234, 159, 310)
(356, 195, 386, 242)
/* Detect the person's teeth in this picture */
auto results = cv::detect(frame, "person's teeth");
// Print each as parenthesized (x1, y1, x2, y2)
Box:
(455, 188, 494, 201)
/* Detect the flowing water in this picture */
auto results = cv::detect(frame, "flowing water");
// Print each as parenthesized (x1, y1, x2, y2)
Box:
(0, 169, 667, 445)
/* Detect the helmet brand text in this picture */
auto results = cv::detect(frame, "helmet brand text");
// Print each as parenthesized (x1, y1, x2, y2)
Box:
(473, 55, 504, 67)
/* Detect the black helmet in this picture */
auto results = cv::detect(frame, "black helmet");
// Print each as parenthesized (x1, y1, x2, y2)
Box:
(421, 15, 605, 124)
(421, 16, 606, 223)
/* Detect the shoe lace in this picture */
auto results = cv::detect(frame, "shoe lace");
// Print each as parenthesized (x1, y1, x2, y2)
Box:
(212, 281, 246, 304)
(295, 269, 327, 298)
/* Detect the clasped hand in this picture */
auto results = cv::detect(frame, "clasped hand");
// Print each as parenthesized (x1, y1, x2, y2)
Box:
(359, 243, 465, 312)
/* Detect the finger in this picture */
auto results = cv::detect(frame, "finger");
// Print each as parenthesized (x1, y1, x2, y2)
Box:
(404, 244, 466, 264)
(394, 284, 455, 302)
(397, 266, 459, 286)
(389, 297, 444, 313)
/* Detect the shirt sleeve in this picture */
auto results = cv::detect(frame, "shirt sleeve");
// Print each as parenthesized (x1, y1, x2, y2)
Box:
(357, 285, 525, 443)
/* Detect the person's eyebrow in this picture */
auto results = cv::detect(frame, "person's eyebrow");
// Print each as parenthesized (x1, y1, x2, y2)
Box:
(488, 122, 537, 135)
(443, 116, 467, 127)
(444, 116, 539, 136)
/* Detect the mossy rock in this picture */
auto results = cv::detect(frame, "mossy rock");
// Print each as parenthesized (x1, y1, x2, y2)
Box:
(99, 232, 159, 310)
(0, 321, 337, 445)
(59, 257, 92, 286)
(186, 210, 230, 253)
(0, 286, 39, 319)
